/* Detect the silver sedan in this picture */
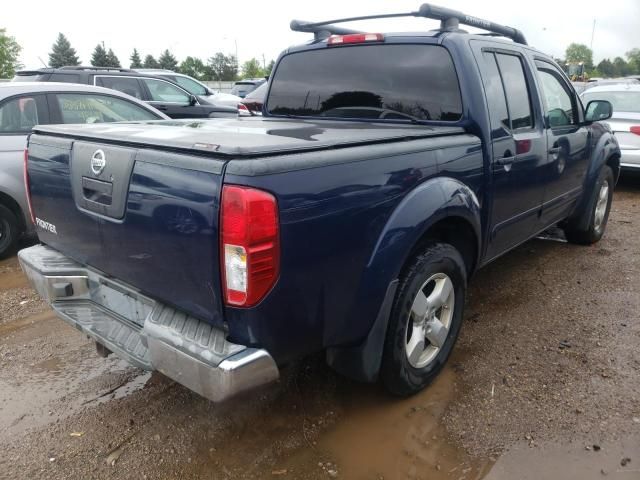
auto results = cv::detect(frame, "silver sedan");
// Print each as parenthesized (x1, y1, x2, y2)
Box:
(0, 82, 168, 257)
(581, 84, 640, 173)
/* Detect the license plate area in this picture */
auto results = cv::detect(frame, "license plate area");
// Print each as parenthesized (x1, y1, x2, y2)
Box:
(91, 278, 153, 328)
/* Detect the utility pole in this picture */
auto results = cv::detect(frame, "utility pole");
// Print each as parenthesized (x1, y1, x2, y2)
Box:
(590, 19, 596, 53)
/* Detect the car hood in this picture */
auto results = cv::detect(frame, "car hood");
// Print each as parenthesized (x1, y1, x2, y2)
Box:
(31, 117, 465, 157)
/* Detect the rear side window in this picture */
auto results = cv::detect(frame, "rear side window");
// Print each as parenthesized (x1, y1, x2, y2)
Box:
(96, 76, 144, 99)
(55, 93, 159, 123)
(482, 52, 510, 135)
(0, 96, 40, 133)
(49, 73, 81, 83)
(267, 44, 462, 122)
(495, 53, 534, 129)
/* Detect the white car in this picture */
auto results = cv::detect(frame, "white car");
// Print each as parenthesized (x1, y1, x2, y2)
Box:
(133, 69, 242, 108)
(0, 82, 168, 257)
(582, 84, 640, 172)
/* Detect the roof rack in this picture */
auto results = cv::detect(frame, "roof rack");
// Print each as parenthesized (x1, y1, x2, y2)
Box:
(59, 66, 135, 72)
(290, 3, 527, 45)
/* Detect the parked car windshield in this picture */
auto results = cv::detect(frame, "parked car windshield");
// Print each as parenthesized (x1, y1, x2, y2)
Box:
(267, 44, 462, 122)
(581, 91, 640, 113)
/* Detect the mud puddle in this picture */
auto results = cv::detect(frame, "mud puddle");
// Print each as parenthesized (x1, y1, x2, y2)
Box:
(0, 311, 150, 437)
(307, 367, 492, 480)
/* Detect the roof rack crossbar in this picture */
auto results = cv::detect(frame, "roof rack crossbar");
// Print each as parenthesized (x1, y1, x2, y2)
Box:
(290, 3, 527, 45)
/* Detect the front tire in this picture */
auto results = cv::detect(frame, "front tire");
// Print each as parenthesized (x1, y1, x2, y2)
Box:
(381, 243, 466, 396)
(0, 204, 19, 259)
(564, 166, 614, 245)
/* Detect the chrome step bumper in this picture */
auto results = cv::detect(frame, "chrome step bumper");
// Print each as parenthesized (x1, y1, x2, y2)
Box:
(18, 244, 279, 402)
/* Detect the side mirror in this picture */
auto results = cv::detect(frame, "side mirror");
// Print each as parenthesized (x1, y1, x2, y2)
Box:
(585, 100, 613, 122)
(188, 94, 198, 106)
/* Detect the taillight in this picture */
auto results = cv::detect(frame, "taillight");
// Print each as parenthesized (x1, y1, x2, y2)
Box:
(630, 126, 640, 136)
(327, 33, 384, 45)
(238, 103, 252, 117)
(23, 149, 35, 224)
(221, 185, 279, 307)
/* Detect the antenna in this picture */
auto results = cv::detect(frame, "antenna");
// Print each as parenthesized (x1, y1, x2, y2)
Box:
(37, 56, 48, 68)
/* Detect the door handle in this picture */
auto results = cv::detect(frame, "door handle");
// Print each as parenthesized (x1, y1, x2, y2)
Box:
(156, 106, 168, 111)
(496, 156, 515, 166)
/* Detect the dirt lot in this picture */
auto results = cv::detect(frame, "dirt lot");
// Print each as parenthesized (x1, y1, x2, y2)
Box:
(1, 177, 639, 480)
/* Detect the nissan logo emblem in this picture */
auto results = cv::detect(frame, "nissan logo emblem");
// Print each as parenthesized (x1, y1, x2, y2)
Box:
(91, 149, 106, 176)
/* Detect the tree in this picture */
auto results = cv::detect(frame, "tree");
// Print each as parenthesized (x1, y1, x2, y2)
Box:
(90, 43, 109, 67)
(0, 28, 22, 77)
(596, 58, 614, 77)
(158, 49, 178, 71)
(48, 33, 79, 68)
(105, 49, 121, 68)
(179, 56, 206, 79)
(207, 52, 237, 81)
(612, 57, 630, 77)
(264, 59, 275, 77)
(241, 58, 263, 79)
(626, 48, 640, 75)
(143, 54, 159, 69)
(130, 49, 142, 68)
(565, 43, 593, 70)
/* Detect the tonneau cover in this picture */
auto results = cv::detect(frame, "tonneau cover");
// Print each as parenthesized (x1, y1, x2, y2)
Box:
(31, 117, 464, 157)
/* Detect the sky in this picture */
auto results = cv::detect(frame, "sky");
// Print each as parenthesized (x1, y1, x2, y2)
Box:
(3, 0, 640, 70)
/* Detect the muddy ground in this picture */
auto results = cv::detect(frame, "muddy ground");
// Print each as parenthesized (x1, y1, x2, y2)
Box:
(1, 177, 639, 480)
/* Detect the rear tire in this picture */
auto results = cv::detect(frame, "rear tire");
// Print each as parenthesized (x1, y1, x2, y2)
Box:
(380, 243, 466, 396)
(564, 166, 614, 245)
(0, 204, 19, 259)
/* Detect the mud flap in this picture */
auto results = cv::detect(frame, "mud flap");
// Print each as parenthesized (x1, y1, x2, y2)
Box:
(326, 279, 398, 382)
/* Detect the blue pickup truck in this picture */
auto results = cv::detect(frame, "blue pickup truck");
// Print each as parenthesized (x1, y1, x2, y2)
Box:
(19, 5, 620, 401)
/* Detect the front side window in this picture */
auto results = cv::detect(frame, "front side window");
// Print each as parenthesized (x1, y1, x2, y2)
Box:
(537, 67, 575, 127)
(55, 93, 159, 124)
(495, 53, 534, 129)
(0, 96, 39, 133)
(174, 76, 208, 96)
(267, 44, 462, 122)
(96, 76, 144, 99)
(142, 79, 190, 103)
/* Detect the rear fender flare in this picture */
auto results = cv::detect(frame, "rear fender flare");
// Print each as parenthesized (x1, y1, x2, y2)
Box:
(326, 177, 481, 382)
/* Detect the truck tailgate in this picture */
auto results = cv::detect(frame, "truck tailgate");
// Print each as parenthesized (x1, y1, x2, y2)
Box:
(27, 134, 226, 325)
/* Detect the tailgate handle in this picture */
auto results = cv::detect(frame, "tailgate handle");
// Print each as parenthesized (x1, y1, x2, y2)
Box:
(82, 177, 113, 205)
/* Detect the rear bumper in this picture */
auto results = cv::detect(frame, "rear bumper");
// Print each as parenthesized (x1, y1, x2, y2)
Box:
(18, 244, 279, 402)
(621, 148, 640, 170)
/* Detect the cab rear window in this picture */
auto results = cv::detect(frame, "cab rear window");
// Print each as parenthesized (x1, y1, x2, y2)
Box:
(267, 44, 462, 122)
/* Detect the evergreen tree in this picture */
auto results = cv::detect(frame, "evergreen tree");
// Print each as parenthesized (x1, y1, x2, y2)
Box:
(158, 49, 178, 71)
(207, 52, 238, 81)
(143, 54, 159, 69)
(106, 48, 121, 68)
(48, 33, 80, 68)
(90, 43, 109, 67)
(129, 48, 142, 68)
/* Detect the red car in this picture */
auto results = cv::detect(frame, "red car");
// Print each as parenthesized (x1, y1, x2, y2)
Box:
(239, 82, 267, 115)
